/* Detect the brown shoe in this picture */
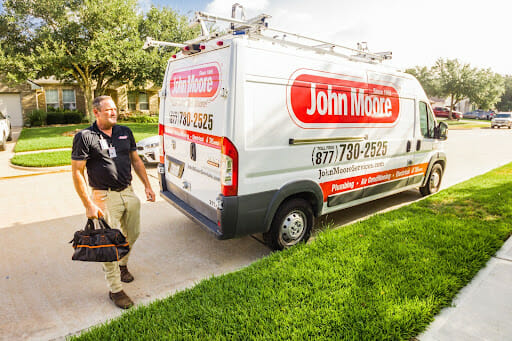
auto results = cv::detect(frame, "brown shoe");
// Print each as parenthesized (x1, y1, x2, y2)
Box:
(109, 290, 134, 309)
(120, 265, 134, 283)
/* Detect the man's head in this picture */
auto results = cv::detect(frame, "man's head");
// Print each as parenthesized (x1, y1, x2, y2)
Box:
(93, 96, 117, 129)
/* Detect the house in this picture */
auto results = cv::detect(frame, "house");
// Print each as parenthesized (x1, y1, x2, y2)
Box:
(0, 79, 40, 127)
(0, 77, 160, 126)
(429, 96, 473, 113)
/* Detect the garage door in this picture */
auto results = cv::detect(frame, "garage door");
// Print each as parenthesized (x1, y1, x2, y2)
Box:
(0, 93, 23, 127)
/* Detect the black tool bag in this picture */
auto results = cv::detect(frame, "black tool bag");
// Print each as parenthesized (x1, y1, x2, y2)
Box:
(70, 218, 130, 262)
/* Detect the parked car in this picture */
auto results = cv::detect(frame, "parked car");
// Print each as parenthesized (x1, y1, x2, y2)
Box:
(491, 113, 512, 129)
(0, 111, 12, 151)
(464, 109, 494, 120)
(136, 135, 159, 164)
(433, 106, 462, 120)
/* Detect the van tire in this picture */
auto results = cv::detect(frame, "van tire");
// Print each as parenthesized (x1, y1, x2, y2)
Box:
(7, 125, 12, 141)
(420, 163, 443, 196)
(263, 198, 314, 251)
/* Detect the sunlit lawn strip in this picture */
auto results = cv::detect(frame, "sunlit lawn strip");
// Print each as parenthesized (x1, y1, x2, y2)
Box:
(73, 164, 512, 340)
(440, 119, 490, 129)
(14, 123, 158, 152)
(14, 124, 88, 152)
(11, 150, 71, 167)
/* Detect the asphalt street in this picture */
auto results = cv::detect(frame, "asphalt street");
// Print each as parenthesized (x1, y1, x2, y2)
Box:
(1, 128, 512, 340)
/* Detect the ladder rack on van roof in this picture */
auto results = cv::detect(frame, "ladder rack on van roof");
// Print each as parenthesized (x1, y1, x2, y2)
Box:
(143, 3, 392, 64)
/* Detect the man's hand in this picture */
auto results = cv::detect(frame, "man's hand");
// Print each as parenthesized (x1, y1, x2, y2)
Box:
(145, 187, 156, 202)
(130, 151, 156, 202)
(86, 202, 104, 219)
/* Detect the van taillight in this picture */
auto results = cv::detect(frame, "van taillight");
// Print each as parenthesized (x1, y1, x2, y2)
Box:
(221, 137, 238, 196)
(158, 123, 165, 164)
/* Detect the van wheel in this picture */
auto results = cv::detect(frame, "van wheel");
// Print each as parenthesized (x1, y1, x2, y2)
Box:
(7, 125, 12, 141)
(263, 198, 314, 251)
(420, 163, 443, 196)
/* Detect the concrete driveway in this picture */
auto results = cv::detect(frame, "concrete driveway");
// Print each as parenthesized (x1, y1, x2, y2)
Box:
(1, 128, 512, 340)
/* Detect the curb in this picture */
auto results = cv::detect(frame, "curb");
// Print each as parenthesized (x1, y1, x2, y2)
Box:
(0, 162, 72, 180)
(0, 168, 72, 180)
(8, 162, 71, 172)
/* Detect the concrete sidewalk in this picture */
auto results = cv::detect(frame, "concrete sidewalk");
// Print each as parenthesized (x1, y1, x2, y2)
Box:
(419, 236, 512, 341)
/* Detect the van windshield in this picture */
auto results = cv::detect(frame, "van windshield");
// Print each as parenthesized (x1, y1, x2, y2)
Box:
(496, 114, 511, 118)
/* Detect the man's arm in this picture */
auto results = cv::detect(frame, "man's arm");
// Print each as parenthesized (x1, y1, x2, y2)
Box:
(130, 151, 156, 202)
(71, 159, 103, 218)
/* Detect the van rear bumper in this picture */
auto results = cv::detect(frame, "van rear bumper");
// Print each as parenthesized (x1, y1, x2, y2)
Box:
(159, 168, 275, 240)
(160, 189, 225, 238)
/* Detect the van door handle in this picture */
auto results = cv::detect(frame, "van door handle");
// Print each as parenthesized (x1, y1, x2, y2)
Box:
(190, 142, 196, 161)
(416, 140, 421, 151)
(406, 141, 412, 153)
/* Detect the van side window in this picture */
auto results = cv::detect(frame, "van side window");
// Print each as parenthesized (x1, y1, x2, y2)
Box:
(419, 102, 434, 138)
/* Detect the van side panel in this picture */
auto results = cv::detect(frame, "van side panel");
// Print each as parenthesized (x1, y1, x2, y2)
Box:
(234, 39, 428, 222)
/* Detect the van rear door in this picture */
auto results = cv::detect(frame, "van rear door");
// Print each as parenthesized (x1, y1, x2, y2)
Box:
(161, 48, 231, 229)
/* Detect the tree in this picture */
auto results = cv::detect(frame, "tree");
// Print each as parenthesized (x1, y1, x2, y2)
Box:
(468, 68, 504, 110)
(136, 6, 200, 87)
(496, 75, 512, 111)
(0, 0, 199, 122)
(405, 66, 438, 98)
(408, 58, 505, 119)
(431, 59, 476, 119)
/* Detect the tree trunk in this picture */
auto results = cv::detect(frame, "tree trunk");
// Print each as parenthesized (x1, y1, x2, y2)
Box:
(71, 65, 95, 123)
(449, 96, 455, 120)
(83, 82, 95, 123)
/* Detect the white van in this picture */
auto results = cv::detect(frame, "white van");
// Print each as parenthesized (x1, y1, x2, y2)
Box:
(151, 6, 448, 250)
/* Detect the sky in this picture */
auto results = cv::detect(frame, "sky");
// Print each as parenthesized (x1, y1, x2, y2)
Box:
(148, 0, 511, 75)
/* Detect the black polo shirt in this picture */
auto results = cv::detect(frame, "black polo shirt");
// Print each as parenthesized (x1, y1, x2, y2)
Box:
(72, 122, 136, 190)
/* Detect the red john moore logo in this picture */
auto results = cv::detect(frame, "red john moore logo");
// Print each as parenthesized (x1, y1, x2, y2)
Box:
(170, 63, 220, 98)
(287, 70, 400, 127)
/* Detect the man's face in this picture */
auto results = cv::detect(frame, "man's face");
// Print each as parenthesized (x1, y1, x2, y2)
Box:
(94, 98, 117, 128)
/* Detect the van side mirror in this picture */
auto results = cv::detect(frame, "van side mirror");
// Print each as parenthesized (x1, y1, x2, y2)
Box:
(435, 121, 448, 140)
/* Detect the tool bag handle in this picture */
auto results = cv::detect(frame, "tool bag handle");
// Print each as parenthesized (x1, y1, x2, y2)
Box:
(84, 217, 112, 231)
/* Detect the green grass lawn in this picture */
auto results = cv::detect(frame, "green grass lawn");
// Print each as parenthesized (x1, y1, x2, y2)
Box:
(73, 164, 512, 340)
(12, 123, 158, 167)
(14, 124, 88, 152)
(14, 123, 158, 152)
(439, 118, 490, 129)
(10, 150, 71, 167)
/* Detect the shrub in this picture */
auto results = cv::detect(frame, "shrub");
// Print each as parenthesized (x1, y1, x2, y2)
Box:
(131, 115, 158, 123)
(46, 112, 64, 125)
(46, 110, 84, 125)
(120, 113, 158, 123)
(64, 111, 84, 124)
(27, 109, 47, 127)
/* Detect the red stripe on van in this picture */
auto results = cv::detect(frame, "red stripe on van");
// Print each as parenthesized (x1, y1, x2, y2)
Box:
(320, 163, 428, 201)
(164, 126, 222, 149)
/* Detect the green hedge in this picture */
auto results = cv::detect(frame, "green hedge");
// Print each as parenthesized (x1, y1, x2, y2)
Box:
(46, 111, 84, 125)
(27, 109, 85, 126)
(120, 115, 158, 123)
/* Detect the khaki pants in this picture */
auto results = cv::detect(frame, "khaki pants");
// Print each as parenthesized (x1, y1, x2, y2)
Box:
(91, 186, 141, 293)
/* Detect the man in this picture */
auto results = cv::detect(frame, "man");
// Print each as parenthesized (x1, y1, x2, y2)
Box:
(71, 95, 155, 309)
